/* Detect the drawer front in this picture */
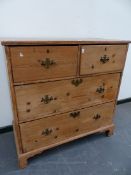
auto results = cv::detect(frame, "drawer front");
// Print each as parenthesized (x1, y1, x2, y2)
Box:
(20, 102, 114, 152)
(15, 73, 120, 123)
(10, 46, 78, 83)
(80, 45, 127, 75)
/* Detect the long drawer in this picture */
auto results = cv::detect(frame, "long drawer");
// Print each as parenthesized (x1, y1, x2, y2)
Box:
(15, 73, 120, 123)
(20, 102, 114, 152)
(80, 45, 127, 75)
(10, 46, 78, 83)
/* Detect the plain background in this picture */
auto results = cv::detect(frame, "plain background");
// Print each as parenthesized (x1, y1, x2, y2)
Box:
(0, 0, 131, 127)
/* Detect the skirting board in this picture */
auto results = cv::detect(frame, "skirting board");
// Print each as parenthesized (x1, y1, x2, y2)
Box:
(0, 98, 131, 134)
(0, 125, 13, 134)
(117, 97, 131, 105)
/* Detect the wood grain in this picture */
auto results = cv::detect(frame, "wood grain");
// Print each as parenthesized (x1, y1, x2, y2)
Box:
(1, 40, 131, 46)
(80, 45, 127, 75)
(5, 47, 23, 154)
(10, 46, 78, 83)
(15, 73, 120, 123)
(20, 102, 115, 152)
(2, 40, 129, 168)
(18, 124, 115, 168)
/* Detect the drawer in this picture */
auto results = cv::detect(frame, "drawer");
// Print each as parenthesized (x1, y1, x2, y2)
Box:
(80, 45, 127, 75)
(15, 73, 120, 123)
(20, 102, 114, 152)
(10, 46, 78, 83)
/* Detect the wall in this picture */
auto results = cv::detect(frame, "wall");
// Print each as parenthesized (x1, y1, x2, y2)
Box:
(0, 0, 131, 127)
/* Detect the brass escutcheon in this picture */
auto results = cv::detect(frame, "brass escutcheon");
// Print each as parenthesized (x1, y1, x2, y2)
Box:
(42, 128, 53, 136)
(70, 111, 80, 118)
(96, 86, 105, 94)
(100, 55, 110, 64)
(41, 95, 54, 104)
(40, 58, 56, 69)
(72, 78, 83, 87)
(93, 114, 101, 120)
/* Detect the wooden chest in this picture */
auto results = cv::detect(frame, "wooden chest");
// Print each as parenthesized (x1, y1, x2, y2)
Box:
(2, 40, 130, 168)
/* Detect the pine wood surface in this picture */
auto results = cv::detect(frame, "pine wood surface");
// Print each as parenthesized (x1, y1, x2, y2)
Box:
(10, 46, 78, 83)
(15, 73, 120, 123)
(2, 40, 129, 168)
(20, 102, 114, 152)
(80, 45, 127, 75)
(1, 39, 131, 46)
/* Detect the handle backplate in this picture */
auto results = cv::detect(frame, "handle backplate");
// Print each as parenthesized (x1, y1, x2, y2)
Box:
(72, 79, 83, 87)
(93, 114, 101, 120)
(42, 128, 53, 136)
(41, 95, 54, 104)
(70, 111, 80, 118)
(100, 55, 110, 64)
(40, 58, 56, 69)
(96, 86, 105, 94)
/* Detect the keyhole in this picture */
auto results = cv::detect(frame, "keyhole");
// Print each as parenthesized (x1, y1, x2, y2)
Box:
(26, 109, 31, 112)
(47, 49, 50, 53)
(66, 92, 70, 96)
(91, 64, 94, 69)
(75, 128, 79, 132)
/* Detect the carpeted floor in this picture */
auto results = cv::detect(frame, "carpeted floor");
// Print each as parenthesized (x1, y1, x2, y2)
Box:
(0, 102, 131, 175)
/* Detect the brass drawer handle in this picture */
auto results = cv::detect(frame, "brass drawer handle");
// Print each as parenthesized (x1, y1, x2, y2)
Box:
(40, 58, 56, 69)
(93, 114, 101, 120)
(41, 95, 55, 104)
(100, 55, 110, 64)
(72, 79, 83, 87)
(42, 128, 53, 136)
(70, 111, 80, 118)
(96, 86, 105, 93)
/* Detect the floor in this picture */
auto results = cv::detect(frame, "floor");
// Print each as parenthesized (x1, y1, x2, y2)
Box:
(0, 102, 131, 175)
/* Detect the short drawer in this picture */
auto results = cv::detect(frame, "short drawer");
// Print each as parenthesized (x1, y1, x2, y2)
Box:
(20, 102, 114, 152)
(80, 45, 127, 75)
(10, 46, 78, 83)
(15, 73, 120, 123)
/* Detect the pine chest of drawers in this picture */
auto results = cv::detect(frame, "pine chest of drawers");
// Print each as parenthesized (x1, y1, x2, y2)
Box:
(2, 40, 130, 168)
